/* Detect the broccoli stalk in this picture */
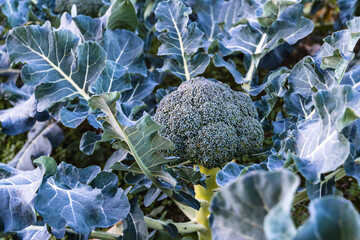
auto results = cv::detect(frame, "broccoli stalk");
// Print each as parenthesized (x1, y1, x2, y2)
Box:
(154, 77, 264, 239)
(194, 165, 219, 240)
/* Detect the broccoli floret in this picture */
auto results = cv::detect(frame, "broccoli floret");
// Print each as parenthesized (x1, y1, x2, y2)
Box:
(55, 0, 103, 17)
(154, 77, 264, 169)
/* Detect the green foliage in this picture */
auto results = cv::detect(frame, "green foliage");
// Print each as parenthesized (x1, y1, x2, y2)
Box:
(0, 133, 26, 164)
(2, 0, 360, 239)
(107, 0, 138, 32)
(0, 96, 27, 163)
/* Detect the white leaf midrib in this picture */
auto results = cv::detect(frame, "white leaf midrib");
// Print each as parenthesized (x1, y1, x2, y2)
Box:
(13, 30, 90, 100)
(167, 4, 190, 81)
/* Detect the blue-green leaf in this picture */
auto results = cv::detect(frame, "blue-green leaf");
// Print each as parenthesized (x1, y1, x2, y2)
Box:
(295, 86, 360, 181)
(305, 177, 335, 200)
(344, 144, 360, 184)
(60, 106, 89, 128)
(0, 84, 49, 135)
(122, 197, 149, 240)
(80, 131, 102, 155)
(155, 0, 209, 81)
(16, 225, 51, 240)
(293, 197, 360, 240)
(211, 170, 299, 240)
(73, 15, 103, 42)
(288, 57, 332, 98)
(0, 0, 30, 27)
(8, 121, 63, 170)
(215, 162, 244, 187)
(289, 17, 360, 96)
(6, 22, 106, 111)
(159, 53, 210, 81)
(190, 0, 268, 40)
(102, 29, 147, 76)
(91, 61, 131, 94)
(220, 4, 313, 61)
(338, 0, 359, 25)
(213, 53, 244, 84)
(106, 0, 138, 32)
(342, 64, 360, 91)
(34, 162, 130, 236)
(0, 156, 55, 232)
(190, 0, 226, 46)
(121, 72, 159, 103)
(0, 94, 37, 135)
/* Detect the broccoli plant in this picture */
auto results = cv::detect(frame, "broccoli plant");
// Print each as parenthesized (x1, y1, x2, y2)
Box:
(154, 77, 264, 239)
(2, 0, 360, 240)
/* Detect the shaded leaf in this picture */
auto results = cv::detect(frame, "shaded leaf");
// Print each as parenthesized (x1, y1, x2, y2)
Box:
(79, 131, 102, 155)
(305, 177, 335, 200)
(0, 0, 30, 27)
(338, 0, 360, 25)
(101, 29, 147, 77)
(0, 84, 49, 135)
(8, 121, 63, 170)
(123, 197, 149, 240)
(107, 0, 138, 32)
(215, 162, 244, 187)
(213, 53, 244, 84)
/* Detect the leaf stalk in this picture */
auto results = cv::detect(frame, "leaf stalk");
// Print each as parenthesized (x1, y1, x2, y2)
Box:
(144, 216, 207, 234)
(292, 167, 347, 206)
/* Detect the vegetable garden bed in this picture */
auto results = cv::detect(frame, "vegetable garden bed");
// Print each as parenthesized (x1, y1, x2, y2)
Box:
(1, 0, 360, 239)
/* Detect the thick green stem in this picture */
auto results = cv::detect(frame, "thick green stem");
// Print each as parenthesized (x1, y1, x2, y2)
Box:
(145, 217, 207, 234)
(174, 201, 197, 221)
(242, 33, 267, 92)
(194, 165, 219, 240)
(292, 167, 347, 206)
(0, 69, 21, 74)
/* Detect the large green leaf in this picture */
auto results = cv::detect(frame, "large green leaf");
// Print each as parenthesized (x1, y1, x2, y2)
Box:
(88, 93, 200, 209)
(294, 197, 360, 240)
(288, 17, 360, 98)
(295, 86, 360, 181)
(211, 170, 299, 240)
(107, 0, 138, 32)
(155, 0, 210, 81)
(6, 22, 106, 111)
(0, 156, 56, 232)
(35, 162, 130, 236)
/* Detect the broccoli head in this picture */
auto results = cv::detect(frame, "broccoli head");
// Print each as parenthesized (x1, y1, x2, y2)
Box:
(154, 77, 264, 169)
(55, 0, 103, 17)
